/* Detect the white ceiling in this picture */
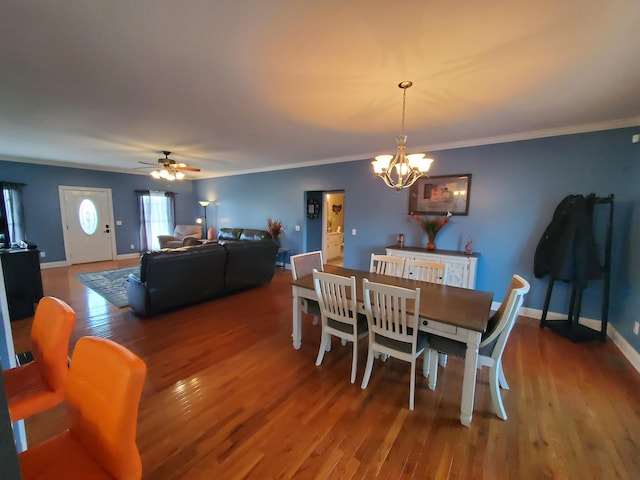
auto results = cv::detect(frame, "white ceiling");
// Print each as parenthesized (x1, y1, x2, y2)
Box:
(1, 0, 639, 179)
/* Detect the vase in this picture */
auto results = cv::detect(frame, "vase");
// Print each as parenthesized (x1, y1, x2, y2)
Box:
(426, 233, 436, 250)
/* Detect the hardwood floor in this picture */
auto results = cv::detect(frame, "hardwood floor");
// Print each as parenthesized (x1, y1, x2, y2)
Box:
(10, 260, 640, 479)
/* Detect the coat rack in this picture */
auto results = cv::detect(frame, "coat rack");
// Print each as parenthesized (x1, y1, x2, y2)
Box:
(537, 193, 614, 342)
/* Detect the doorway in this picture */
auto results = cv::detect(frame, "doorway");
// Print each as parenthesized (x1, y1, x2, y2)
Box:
(59, 186, 116, 264)
(322, 191, 345, 266)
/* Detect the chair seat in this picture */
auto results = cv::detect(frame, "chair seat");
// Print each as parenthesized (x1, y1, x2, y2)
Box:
(19, 431, 113, 480)
(327, 313, 368, 335)
(428, 334, 496, 358)
(3, 362, 63, 423)
(375, 330, 428, 355)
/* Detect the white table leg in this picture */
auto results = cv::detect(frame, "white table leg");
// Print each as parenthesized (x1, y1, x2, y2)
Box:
(460, 330, 481, 427)
(292, 286, 302, 350)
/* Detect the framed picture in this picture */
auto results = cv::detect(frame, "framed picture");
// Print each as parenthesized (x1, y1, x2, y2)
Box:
(408, 174, 472, 216)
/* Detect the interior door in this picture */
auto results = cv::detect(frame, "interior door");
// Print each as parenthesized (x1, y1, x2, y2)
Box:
(59, 187, 116, 264)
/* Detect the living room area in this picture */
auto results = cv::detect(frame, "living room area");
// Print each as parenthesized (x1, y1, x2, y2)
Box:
(1, 2, 640, 478)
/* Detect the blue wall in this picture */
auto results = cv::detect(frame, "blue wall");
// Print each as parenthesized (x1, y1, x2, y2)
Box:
(0, 127, 638, 357)
(195, 127, 639, 352)
(0, 162, 199, 262)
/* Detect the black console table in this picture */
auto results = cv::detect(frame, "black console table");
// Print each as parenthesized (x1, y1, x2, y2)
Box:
(0, 249, 43, 321)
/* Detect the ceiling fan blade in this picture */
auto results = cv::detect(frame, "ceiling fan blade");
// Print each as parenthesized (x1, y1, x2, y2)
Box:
(138, 161, 159, 166)
(177, 166, 201, 172)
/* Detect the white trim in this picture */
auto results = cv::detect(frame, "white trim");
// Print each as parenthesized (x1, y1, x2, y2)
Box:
(117, 253, 140, 260)
(39, 260, 69, 269)
(516, 306, 640, 374)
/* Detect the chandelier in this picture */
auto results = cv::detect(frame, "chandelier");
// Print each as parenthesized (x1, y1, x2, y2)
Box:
(150, 166, 185, 181)
(371, 81, 433, 190)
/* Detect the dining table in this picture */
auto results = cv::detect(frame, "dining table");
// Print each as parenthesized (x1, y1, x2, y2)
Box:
(291, 264, 494, 427)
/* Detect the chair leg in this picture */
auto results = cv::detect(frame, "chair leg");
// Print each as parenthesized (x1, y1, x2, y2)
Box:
(428, 350, 439, 390)
(409, 359, 416, 410)
(439, 353, 448, 367)
(489, 363, 507, 420)
(498, 362, 509, 390)
(316, 332, 329, 366)
(422, 351, 430, 377)
(350, 337, 358, 384)
(361, 349, 375, 389)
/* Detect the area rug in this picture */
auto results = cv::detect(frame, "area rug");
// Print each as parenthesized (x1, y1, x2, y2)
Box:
(75, 267, 139, 308)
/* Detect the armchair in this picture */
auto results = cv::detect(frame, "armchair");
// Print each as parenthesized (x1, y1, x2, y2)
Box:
(157, 224, 203, 249)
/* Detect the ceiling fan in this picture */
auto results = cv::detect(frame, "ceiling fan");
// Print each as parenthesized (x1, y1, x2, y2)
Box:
(138, 151, 201, 180)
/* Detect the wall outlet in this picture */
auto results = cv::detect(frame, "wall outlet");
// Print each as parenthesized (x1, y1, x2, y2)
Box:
(39, 251, 46, 257)
(634, 321, 639, 336)
(351, 228, 357, 236)
(632, 134, 640, 144)
(116, 220, 123, 226)
(130, 244, 135, 250)
(295, 225, 301, 231)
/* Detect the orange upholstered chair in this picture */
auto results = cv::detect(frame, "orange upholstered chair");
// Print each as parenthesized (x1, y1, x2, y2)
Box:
(19, 336, 147, 480)
(3, 296, 76, 422)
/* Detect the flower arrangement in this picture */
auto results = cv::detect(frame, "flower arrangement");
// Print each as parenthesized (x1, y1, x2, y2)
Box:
(266, 217, 286, 240)
(408, 211, 452, 249)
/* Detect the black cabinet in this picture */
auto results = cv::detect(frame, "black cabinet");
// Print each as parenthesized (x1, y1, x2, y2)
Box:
(0, 248, 43, 321)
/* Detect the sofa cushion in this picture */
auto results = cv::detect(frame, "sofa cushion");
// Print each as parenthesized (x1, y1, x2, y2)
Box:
(239, 229, 271, 241)
(218, 228, 243, 241)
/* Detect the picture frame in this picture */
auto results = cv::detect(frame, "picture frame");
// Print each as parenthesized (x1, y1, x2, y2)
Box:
(408, 174, 472, 216)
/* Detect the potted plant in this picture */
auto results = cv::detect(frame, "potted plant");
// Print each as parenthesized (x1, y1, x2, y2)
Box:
(266, 218, 286, 246)
(409, 211, 452, 250)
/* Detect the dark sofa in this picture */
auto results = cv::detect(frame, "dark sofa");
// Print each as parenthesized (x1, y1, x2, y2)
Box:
(125, 240, 278, 316)
(217, 227, 272, 243)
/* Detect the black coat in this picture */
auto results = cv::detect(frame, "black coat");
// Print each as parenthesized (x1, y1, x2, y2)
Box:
(534, 195, 601, 288)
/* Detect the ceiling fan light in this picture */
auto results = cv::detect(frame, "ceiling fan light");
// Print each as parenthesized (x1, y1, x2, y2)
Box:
(175, 171, 185, 180)
(150, 170, 161, 179)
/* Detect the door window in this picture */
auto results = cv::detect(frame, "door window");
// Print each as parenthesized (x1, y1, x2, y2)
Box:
(78, 198, 98, 235)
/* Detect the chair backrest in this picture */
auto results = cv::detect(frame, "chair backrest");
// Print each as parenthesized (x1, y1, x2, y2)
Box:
(313, 270, 358, 328)
(291, 251, 323, 280)
(480, 275, 530, 357)
(363, 278, 421, 352)
(403, 259, 448, 283)
(31, 296, 77, 392)
(369, 254, 405, 278)
(174, 224, 202, 240)
(66, 336, 147, 480)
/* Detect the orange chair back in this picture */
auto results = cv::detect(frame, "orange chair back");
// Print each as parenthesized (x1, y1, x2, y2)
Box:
(31, 296, 77, 392)
(65, 336, 147, 479)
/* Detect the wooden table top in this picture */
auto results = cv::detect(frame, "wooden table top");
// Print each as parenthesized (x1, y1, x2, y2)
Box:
(292, 265, 494, 333)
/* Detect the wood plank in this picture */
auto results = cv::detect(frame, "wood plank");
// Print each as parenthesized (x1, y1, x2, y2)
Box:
(9, 259, 640, 479)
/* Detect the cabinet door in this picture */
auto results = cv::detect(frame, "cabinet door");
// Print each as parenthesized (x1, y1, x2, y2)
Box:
(441, 257, 468, 288)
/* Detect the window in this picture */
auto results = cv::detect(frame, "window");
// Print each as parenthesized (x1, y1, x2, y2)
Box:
(78, 198, 98, 235)
(1, 182, 26, 247)
(136, 190, 176, 250)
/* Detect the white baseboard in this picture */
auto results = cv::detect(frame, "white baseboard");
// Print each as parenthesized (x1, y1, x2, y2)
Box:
(517, 306, 640, 374)
(39, 260, 68, 269)
(117, 253, 140, 260)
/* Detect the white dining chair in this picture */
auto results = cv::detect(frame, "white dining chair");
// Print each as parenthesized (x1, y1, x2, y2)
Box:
(313, 270, 368, 383)
(291, 251, 324, 325)
(427, 274, 530, 420)
(403, 258, 449, 367)
(369, 254, 405, 278)
(361, 278, 428, 410)
(403, 259, 448, 284)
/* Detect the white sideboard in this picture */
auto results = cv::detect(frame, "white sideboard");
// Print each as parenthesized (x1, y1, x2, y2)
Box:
(385, 246, 479, 289)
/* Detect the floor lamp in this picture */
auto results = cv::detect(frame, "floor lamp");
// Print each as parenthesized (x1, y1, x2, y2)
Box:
(198, 201, 210, 238)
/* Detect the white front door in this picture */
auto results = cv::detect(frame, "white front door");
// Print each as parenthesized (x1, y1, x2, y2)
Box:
(59, 186, 116, 264)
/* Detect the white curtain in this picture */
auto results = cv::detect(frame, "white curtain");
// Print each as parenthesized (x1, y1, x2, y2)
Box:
(1, 183, 25, 246)
(137, 190, 175, 251)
